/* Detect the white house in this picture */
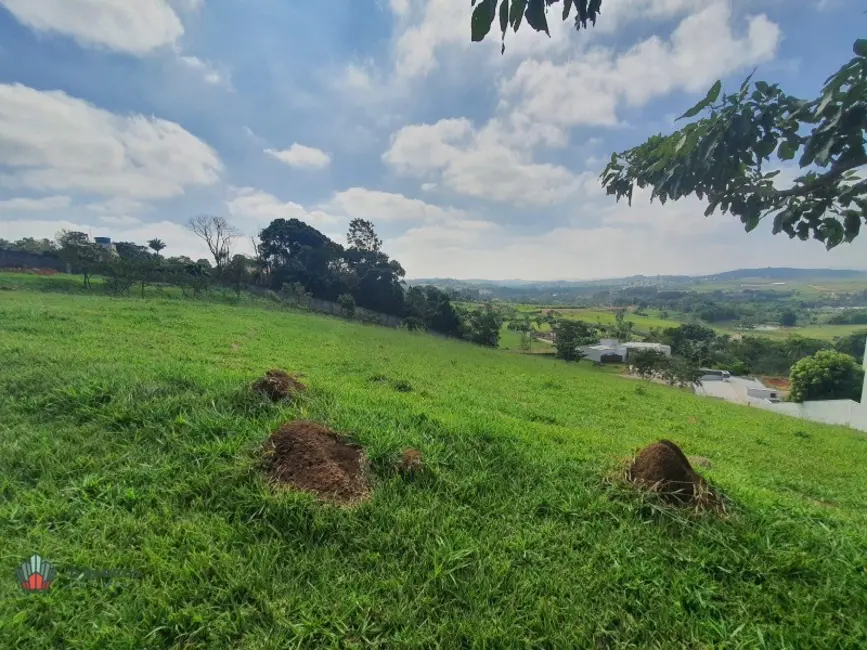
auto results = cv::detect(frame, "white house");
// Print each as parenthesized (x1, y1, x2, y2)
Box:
(579, 339, 672, 363)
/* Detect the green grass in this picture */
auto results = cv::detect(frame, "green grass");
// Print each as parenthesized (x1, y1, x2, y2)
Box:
(714, 322, 867, 342)
(2, 286, 867, 648)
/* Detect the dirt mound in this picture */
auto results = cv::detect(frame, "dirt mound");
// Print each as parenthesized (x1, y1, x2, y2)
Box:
(252, 369, 306, 402)
(628, 439, 710, 504)
(399, 448, 424, 476)
(263, 421, 369, 504)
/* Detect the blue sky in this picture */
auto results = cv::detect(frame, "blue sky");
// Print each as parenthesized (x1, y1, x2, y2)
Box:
(0, 0, 864, 280)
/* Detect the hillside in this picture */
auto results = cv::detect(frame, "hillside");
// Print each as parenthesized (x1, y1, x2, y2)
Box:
(2, 289, 867, 648)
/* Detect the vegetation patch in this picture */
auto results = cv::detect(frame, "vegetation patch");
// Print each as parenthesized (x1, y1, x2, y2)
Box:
(251, 369, 306, 402)
(263, 421, 369, 505)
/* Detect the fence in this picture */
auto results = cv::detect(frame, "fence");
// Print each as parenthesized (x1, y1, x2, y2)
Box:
(0, 249, 65, 272)
(247, 286, 403, 328)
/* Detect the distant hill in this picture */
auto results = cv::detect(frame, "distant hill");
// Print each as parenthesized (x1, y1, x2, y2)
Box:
(411, 268, 867, 290)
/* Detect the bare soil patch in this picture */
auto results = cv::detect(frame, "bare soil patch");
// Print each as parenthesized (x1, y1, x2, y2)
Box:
(252, 369, 306, 402)
(628, 440, 720, 509)
(263, 421, 369, 504)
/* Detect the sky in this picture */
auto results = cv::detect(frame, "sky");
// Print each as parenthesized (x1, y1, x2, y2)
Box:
(0, 0, 864, 280)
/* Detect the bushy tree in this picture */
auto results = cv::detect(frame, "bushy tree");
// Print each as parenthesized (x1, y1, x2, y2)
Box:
(789, 350, 865, 403)
(630, 349, 669, 379)
(834, 331, 867, 361)
(663, 358, 704, 389)
(552, 319, 596, 362)
(405, 286, 463, 337)
(465, 304, 504, 347)
(779, 310, 798, 327)
(56, 230, 104, 288)
(223, 254, 253, 298)
(0, 237, 57, 254)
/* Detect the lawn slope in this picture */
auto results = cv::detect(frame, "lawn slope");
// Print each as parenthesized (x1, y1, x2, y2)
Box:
(1, 290, 866, 649)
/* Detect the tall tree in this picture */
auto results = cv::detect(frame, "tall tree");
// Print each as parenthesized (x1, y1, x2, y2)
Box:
(258, 218, 347, 300)
(186, 216, 240, 271)
(347, 218, 383, 253)
(148, 239, 166, 257)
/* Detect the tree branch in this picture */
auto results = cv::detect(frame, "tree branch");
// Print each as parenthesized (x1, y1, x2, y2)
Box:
(775, 156, 867, 198)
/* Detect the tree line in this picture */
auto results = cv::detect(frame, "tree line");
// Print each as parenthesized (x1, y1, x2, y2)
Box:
(1, 216, 506, 348)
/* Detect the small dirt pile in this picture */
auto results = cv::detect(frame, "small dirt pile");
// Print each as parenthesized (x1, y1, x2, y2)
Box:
(398, 448, 424, 476)
(628, 439, 713, 505)
(263, 421, 369, 504)
(252, 369, 306, 402)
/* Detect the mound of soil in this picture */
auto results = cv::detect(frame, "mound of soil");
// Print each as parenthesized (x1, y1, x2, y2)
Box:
(252, 369, 306, 402)
(628, 439, 709, 504)
(263, 421, 369, 504)
(399, 448, 424, 475)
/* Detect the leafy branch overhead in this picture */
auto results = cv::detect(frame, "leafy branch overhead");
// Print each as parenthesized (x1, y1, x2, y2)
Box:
(471, 0, 603, 52)
(601, 39, 867, 249)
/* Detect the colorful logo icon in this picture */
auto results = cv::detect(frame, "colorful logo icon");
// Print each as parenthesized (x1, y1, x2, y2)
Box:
(16, 555, 57, 592)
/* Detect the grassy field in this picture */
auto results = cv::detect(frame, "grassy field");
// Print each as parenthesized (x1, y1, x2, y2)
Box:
(2, 286, 867, 648)
(714, 322, 867, 342)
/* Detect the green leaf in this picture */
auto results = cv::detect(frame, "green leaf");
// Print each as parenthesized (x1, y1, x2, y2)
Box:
(499, 0, 509, 37)
(706, 80, 723, 105)
(844, 211, 862, 242)
(777, 141, 797, 161)
(562, 0, 574, 21)
(677, 81, 720, 120)
(471, 0, 497, 42)
(509, 0, 526, 31)
(525, 0, 549, 36)
(854, 39, 867, 57)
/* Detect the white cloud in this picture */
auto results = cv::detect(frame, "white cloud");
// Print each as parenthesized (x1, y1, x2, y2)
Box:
(383, 118, 583, 205)
(0, 0, 185, 55)
(324, 187, 466, 222)
(86, 198, 148, 215)
(391, 216, 867, 281)
(179, 55, 231, 87)
(226, 187, 341, 232)
(500, 3, 780, 129)
(0, 196, 71, 212)
(265, 144, 332, 169)
(0, 83, 222, 200)
(99, 215, 142, 226)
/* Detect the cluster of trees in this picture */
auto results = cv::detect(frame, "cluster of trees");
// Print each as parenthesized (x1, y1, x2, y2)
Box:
(8, 216, 509, 349)
(828, 310, 867, 325)
(629, 349, 704, 388)
(0, 237, 57, 254)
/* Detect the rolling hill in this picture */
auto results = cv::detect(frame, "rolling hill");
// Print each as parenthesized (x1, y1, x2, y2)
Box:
(1, 287, 866, 648)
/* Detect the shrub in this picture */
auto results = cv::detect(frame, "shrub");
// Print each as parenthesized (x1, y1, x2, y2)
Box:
(337, 293, 356, 317)
(789, 350, 864, 403)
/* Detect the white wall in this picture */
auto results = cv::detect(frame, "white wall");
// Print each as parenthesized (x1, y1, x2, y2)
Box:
(755, 399, 867, 432)
(862, 343, 867, 406)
